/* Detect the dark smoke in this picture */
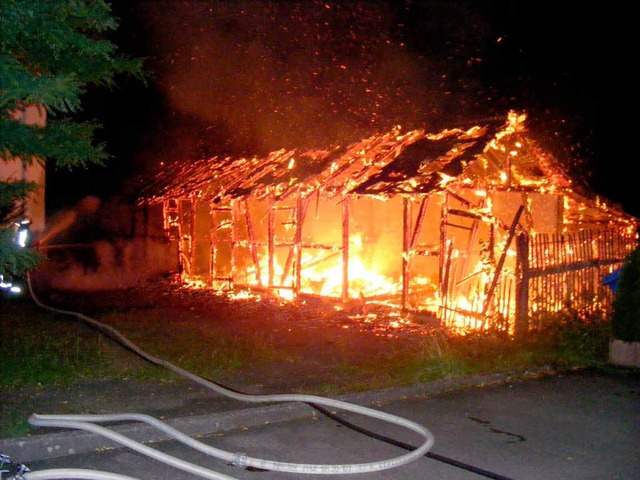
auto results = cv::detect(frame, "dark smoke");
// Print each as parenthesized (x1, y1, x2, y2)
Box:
(124, 0, 501, 173)
(60, 1, 604, 213)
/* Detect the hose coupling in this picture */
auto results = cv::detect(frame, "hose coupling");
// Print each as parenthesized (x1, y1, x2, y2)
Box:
(230, 451, 248, 469)
(0, 453, 30, 480)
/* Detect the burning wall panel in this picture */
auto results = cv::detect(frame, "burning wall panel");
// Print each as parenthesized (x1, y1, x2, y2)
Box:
(210, 205, 233, 285)
(192, 202, 213, 278)
(297, 193, 345, 297)
(492, 191, 561, 235)
(344, 195, 404, 298)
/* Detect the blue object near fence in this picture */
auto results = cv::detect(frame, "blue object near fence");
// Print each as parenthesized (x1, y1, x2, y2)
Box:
(603, 268, 623, 294)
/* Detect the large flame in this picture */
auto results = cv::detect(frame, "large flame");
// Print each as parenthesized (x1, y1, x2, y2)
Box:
(163, 109, 632, 337)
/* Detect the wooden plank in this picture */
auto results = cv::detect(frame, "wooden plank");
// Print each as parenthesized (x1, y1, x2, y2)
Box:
(342, 195, 350, 303)
(439, 192, 449, 303)
(243, 199, 262, 286)
(189, 199, 197, 277)
(231, 199, 239, 285)
(482, 205, 524, 315)
(441, 240, 454, 325)
(410, 196, 429, 250)
(402, 197, 411, 310)
(515, 233, 529, 338)
(268, 195, 275, 287)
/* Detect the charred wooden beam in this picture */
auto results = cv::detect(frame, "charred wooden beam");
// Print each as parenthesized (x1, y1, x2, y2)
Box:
(268, 195, 275, 287)
(482, 205, 524, 316)
(410, 197, 429, 250)
(439, 192, 448, 306)
(447, 208, 485, 221)
(402, 197, 411, 310)
(342, 194, 350, 303)
(189, 198, 197, 278)
(446, 222, 473, 231)
(243, 199, 262, 286)
(301, 250, 341, 269)
(231, 199, 239, 285)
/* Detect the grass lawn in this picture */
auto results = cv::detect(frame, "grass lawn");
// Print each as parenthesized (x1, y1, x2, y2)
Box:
(0, 290, 614, 438)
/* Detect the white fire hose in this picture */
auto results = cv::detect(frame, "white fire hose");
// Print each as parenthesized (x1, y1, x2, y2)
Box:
(9, 277, 435, 480)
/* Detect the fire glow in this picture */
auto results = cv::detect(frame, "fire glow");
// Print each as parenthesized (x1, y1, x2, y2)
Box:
(138, 112, 637, 337)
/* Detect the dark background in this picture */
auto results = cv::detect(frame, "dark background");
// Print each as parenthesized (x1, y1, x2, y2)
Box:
(46, 1, 615, 216)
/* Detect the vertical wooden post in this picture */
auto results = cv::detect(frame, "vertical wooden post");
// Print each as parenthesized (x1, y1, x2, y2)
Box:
(209, 204, 216, 283)
(162, 200, 170, 235)
(482, 205, 523, 316)
(342, 195, 350, 303)
(243, 199, 262, 286)
(189, 198, 197, 277)
(439, 192, 449, 305)
(231, 199, 238, 285)
(268, 195, 275, 288)
(177, 199, 189, 276)
(280, 209, 294, 287)
(294, 193, 303, 297)
(441, 240, 454, 325)
(402, 197, 411, 311)
(410, 196, 429, 250)
(515, 232, 530, 339)
(556, 195, 564, 233)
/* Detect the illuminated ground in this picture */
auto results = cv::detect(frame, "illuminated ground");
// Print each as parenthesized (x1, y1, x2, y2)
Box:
(3, 276, 438, 438)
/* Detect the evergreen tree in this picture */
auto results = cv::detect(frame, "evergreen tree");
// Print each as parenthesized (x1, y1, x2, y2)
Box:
(611, 245, 640, 342)
(0, 0, 145, 287)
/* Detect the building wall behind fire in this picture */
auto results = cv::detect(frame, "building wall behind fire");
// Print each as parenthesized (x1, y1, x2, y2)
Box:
(493, 192, 561, 234)
(1, 104, 47, 234)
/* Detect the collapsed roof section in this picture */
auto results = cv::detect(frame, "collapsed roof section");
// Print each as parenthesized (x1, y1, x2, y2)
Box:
(136, 111, 636, 229)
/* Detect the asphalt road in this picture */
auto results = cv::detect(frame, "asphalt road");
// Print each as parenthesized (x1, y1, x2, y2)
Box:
(2, 367, 639, 480)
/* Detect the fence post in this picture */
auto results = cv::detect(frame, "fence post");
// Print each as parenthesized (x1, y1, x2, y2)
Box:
(515, 232, 530, 338)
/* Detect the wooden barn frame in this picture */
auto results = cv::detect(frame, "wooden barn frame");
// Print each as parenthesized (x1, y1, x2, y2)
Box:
(134, 112, 638, 336)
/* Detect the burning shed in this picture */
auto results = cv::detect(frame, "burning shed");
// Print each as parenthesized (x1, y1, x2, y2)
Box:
(135, 112, 638, 336)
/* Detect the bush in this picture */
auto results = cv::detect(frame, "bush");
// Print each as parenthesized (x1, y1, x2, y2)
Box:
(611, 245, 640, 342)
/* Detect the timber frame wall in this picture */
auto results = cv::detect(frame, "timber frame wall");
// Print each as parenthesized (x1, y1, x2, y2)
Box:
(152, 196, 637, 337)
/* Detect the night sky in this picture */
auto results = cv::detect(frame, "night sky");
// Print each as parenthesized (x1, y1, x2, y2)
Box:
(46, 1, 614, 216)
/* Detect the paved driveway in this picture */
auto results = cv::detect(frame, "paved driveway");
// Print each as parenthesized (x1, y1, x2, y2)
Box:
(4, 368, 639, 480)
